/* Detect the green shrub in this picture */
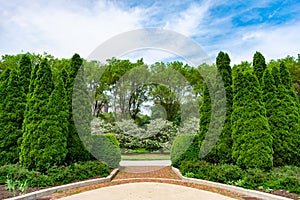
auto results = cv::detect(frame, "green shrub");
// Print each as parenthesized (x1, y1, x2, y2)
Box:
(103, 134, 120, 148)
(171, 134, 199, 167)
(242, 168, 270, 189)
(0, 161, 110, 187)
(89, 134, 121, 168)
(0, 164, 38, 184)
(209, 164, 245, 183)
(180, 161, 245, 183)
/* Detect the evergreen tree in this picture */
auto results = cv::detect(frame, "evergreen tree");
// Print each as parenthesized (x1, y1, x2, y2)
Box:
(21, 63, 39, 147)
(19, 54, 32, 94)
(0, 69, 11, 106)
(0, 69, 26, 164)
(200, 52, 233, 164)
(34, 76, 68, 171)
(20, 59, 54, 170)
(65, 54, 91, 163)
(198, 82, 211, 143)
(232, 68, 273, 170)
(253, 51, 267, 85)
(264, 63, 300, 166)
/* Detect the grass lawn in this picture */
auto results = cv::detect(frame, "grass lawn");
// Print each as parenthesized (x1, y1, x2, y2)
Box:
(121, 153, 170, 160)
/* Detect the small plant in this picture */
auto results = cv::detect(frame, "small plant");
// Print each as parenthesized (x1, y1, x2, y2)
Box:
(184, 172, 195, 178)
(226, 180, 235, 185)
(234, 179, 245, 187)
(5, 176, 17, 196)
(258, 186, 264, 190)
(265, 187, 273, 193)
(17, 179, 29, 195)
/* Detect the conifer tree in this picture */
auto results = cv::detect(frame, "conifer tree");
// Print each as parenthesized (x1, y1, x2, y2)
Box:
(0, 69, 26, 164)
(20, 59, 54, 170)
(200, 52, 233, 164)
(0, 69, 11, 106)
(253, 51, 267, 85)
(65, 54, 91, 163)
(19, 54, 32, 94)
(33, 76, 68, 171)
(264, 63, 300, 166)
(232, 68, 273, 170)
(198, 82, 211, 143)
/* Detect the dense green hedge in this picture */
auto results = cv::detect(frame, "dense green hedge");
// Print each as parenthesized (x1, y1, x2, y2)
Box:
(170, 134, 199, 168)
(0, 161, 110, 187)
(89, 134, 121, 168)
(179, 161, 300, 194)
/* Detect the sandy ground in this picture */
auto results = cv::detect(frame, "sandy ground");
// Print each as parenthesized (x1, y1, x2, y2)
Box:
(59, 182, 236, 200)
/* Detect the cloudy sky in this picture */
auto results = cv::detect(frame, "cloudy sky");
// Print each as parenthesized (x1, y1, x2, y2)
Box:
(0, 0, 299, 64)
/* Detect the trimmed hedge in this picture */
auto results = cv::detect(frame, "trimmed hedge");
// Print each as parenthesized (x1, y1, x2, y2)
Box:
(170, 134, 199, 168)
(89, 134, 121, 168)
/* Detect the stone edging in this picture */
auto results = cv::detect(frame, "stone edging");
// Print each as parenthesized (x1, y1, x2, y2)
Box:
(5, 169, 119, 200)
(171, 167, 292, 200)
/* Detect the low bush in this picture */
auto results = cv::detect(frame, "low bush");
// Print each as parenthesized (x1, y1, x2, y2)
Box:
(179, 161, 300, 194)
(170, 134, 199, 167)
(0, 161, 110, 187)
(180, 161, 245, 183)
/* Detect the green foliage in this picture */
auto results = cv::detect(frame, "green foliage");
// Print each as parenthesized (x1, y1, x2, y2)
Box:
(103, 133, 120, 147)
(179, 161, 300, 194)
(253, 51, 267, 85)
(32, 76, 68, 171)
(200, 51, 233, 164)
(198, 83, 211, 142)
(0, 69, 26, 164)
(171, 134, 200, 168)
(232, 68, 273, 170)
(0, 161, 110, 188)
(89, 134, 121, 168)
(5, 177, 18, 196)
(18, 55, 32, 94)
(263, 63, 300, 166)
(65, 54, 91, 163)
(20, 59, 55, 170)
(180, 161, 245, 183)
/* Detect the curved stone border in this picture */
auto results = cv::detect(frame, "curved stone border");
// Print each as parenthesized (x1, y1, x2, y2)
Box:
(171, 167, 292, 200)
(5, 169, 119, 200)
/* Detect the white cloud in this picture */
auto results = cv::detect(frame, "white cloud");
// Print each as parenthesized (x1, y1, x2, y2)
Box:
(217, 22, 300, 65)
(0, 0, 144, 58)
(164, 1, 212, 37)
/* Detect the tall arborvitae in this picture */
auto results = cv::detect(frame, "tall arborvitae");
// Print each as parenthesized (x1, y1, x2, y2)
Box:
(34, 76, 68, 171)
(65, 54, 91, 163)
(0, 69, 11, 154)
(201, 51, 233, 164)
(266, 63, 300, 166)
(21, 63, 39, 147)
(19, 55, 32, 94)
(0, 69, 11, 105)
(198, 82, 211, 143)
(0, 69, 26, 164)
(20, 59, 54, 170)
(232, 68, 273, 170)
(253, 51, 267, 85)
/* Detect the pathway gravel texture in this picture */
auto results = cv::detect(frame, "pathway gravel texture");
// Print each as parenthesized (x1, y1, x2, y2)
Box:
(59, 182, 237, 200)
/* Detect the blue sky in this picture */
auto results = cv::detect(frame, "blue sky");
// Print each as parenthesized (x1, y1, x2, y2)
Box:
(0, 0, 299, 64)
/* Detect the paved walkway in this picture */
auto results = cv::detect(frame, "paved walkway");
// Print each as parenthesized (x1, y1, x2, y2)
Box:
(60, 182, 236, 200)
(119, 160, 171, 166)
